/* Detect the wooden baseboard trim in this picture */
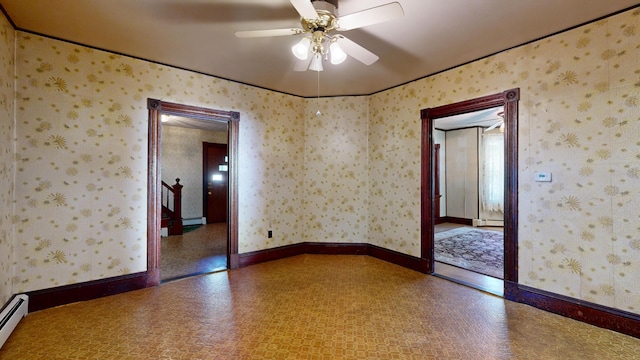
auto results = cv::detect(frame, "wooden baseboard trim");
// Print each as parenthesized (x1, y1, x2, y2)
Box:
(505, 281, 640, 338)
(22, 244, 640, 339)
(229, 253, 240, 269)
(367, 244, 429, 273)
(238, 242, 429, 273)
(238, 242, 370, 267)
(305, 242, 368, 255)
(26, 272, 148, 312)
(442, 216, 473, 226)
(238, 243, 306, 267)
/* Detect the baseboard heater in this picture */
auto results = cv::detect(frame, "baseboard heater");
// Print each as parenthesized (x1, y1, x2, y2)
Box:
(0, 294, 29, 348)
(473, 219, 504, 227)
(183, 217, 207, 226)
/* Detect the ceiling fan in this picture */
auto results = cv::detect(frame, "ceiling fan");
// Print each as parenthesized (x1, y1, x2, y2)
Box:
(235, 0, 404, 71)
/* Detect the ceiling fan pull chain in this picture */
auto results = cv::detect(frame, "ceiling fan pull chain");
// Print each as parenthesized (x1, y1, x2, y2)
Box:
(316, 69, 322, 116)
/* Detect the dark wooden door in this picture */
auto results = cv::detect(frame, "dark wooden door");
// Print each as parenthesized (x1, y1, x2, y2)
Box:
(203, 142, 228, 224)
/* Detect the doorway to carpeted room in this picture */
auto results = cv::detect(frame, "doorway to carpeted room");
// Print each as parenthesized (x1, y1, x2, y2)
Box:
(433, 223, 504, 296)
(434, 226, 503, 279)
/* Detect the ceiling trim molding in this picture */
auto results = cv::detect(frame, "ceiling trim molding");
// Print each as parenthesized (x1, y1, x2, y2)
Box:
(0, 4, 17, 29)
(370, 3, 640, 97)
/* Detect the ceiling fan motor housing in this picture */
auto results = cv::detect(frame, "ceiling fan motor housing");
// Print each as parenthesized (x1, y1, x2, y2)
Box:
(301, 10, 337, 32)
(312, 0, 338, 11)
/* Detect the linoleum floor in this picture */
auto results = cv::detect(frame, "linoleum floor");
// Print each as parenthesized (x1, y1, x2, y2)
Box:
(161, 223, 227, 281)
(1, 255, 639, 359)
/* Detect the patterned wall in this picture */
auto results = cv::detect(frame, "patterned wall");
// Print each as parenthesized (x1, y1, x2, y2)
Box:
(11, 33, 305, 292)
(0, 11, 15, 305)
(2, 6, 639, 316)
(368, 83, 423, 256)
(161, 125, 227, 220)
(303, 96, 369, 243)
(369, 8, 640, 312)
(240, 89, 305, 251)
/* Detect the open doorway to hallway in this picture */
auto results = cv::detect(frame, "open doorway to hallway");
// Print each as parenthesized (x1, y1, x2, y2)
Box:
(146, 99, 240, 287)
(160, 223, 228, 281)
(159, 119, 229, 282)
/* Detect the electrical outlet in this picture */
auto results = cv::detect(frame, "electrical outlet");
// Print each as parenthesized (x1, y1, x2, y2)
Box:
(268, 230, 272, 238)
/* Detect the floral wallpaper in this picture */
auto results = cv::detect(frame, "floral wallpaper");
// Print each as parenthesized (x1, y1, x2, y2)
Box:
(369, 8, 640, 312)
(303, 96, 369, 243)
(516, 11, 640, 310)
(237, 87, 305, 252)
(1, 5, 639, 317)
(13, 36, 150, 291)
(369, 85, 422, 255)
(0, 11, 15, 305)
(11, 33, 305, 293)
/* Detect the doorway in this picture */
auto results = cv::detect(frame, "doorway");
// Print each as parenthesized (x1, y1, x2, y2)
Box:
(420, 89, 519, 296)
(432, 109, 505, 294)
(146, 98, 240, 287)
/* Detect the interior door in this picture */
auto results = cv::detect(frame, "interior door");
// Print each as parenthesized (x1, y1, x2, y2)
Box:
(203, 142, 228, 224)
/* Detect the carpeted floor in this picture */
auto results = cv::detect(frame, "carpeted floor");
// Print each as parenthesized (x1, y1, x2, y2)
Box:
(182, 224, 203, 233)
(435, 226, 503, 279)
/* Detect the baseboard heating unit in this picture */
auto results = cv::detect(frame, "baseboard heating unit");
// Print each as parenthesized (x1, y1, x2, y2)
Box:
(472, 219, 504, 227)
(0, 294, 28, 348)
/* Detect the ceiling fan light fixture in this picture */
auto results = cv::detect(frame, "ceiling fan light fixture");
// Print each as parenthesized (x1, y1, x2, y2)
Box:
(329, 41, 347, 64)
(292, 37, 311, 60)
(237, 1, 405, 72)
(309, 54, 324, 71)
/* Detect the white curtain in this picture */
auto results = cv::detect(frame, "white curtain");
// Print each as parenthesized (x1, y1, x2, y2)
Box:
(482, 132, 504, 212)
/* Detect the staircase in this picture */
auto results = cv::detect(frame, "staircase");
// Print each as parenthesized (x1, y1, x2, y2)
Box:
(161, 178, 183, 235)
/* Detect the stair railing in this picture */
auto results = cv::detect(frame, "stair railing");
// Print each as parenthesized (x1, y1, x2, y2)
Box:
(161, 178, 183, 235)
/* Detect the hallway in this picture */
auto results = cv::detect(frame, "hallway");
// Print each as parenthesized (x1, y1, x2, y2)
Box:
(1, 255, 638, 359)
(161, 223, 227, 281)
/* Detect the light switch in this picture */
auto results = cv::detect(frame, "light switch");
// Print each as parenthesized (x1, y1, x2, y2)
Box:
(534, 172, 552, 182)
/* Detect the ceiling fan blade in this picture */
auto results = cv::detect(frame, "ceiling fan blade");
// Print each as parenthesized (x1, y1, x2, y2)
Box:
(293, 56, 313, 71)
(337, 2, 404, 31)
(290, 0, 318, 19)
(335, 36, 379, 65)
(235, 28, 302, 38)
(148, 2, 296, 23)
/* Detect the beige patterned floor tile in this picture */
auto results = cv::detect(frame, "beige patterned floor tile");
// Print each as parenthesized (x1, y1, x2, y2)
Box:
(1, 255, 639, 359)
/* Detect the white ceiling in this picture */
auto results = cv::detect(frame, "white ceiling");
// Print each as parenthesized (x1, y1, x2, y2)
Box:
(435, 106, 504, 131)
(161, 114, 228, 132)
(1, 0, 638, 97)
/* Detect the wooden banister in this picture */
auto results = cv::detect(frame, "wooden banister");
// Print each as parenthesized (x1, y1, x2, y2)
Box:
(161, 178, 183, 235)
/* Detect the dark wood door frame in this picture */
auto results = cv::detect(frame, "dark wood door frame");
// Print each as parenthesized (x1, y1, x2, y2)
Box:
(420, 88, 519, 293)
(433, 144, 441, 220)
(147, 98, 240, 287)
